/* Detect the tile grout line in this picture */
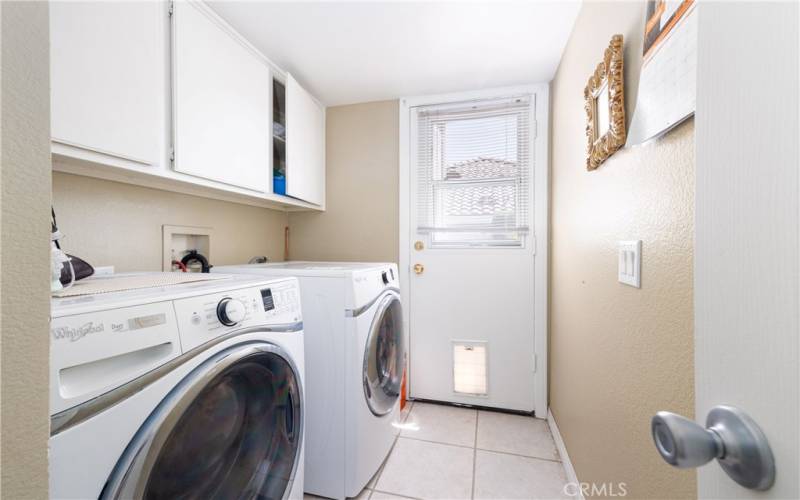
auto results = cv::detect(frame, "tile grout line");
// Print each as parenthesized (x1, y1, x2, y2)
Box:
(397, 435, 473, 450)
(370, 433, 397, 498)
(476, 447, 563, 464)
(369, 401, 414, 500)
(371, 489, 422, 500)
(395, 435, 561, 464)
(470, 410, 479, 499)
(375, 402, 562, 500)
(368, 438, 394, 500)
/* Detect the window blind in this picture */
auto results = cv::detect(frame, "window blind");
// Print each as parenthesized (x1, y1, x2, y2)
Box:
(415, 96, 531, 247)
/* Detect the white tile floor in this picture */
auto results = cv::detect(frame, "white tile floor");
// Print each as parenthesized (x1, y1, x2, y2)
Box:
(305, 401, 570, 500)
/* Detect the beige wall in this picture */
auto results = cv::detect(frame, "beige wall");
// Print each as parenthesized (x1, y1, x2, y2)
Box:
(0, 1, 52, 496)
(549, 2, 695, 499)
(52, 172, 288, 272)
(288, 100, 399, 264)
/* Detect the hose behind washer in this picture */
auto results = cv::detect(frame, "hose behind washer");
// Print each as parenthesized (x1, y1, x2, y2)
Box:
(180, 250, 212, 273)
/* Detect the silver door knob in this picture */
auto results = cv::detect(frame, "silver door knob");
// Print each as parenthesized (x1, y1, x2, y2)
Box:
(651, 406, 775, 490)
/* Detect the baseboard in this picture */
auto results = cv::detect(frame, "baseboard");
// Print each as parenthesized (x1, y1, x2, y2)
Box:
(547, 409, 585, 500)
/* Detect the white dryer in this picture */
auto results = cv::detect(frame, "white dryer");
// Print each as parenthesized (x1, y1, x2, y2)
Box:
(213, 262, 404, 499)
(50, 274, 305, 499)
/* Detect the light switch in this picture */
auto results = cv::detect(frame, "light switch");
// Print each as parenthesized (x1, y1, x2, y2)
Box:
(618, 240, 641, 288)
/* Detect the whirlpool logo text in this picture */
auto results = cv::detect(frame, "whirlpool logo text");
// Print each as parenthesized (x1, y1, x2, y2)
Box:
(51, 322, 105, 342)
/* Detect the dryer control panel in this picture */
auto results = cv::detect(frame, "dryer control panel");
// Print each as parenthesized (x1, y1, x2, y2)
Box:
(174, 277, 302, 352)
(350, 263, 399, 310)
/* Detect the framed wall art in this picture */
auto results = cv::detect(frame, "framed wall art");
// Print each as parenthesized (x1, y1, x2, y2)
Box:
(585, 34, 626, 171)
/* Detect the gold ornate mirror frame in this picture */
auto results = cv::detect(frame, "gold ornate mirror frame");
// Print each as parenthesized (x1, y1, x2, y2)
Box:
(585, 34, 626, 171)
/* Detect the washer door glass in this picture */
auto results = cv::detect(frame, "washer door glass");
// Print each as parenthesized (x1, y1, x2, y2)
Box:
(104, 342, 302, 500)
(363, 294, 404, 416)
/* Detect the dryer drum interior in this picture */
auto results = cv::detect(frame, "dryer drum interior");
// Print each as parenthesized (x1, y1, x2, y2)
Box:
(102, 342, 303, 500)
(363, 295, 404, 416)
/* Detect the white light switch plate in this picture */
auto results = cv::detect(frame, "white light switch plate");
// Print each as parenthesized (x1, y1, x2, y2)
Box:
(618, 240, 641, 288)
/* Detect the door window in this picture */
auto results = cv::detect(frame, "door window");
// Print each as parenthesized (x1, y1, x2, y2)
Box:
(104, 344, 302, 500)
(415, 96, 532, 248)
(363, 295, 404, 416)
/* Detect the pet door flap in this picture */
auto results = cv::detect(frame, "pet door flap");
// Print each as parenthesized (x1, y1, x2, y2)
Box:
(453, 341, 488, 396)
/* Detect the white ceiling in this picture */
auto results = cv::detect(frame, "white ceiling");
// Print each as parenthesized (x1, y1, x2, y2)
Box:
(209, 1, 581, 107)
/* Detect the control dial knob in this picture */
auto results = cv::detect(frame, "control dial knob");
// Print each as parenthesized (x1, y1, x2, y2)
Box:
(216, 298, 246, 326)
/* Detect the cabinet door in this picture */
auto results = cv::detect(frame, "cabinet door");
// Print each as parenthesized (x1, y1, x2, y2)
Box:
(50, 1, 164, 165)
(172, 1, 269, 192)
(286, 74, 325, 205)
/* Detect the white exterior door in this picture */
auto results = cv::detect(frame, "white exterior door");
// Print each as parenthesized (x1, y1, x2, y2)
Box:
(402, 87, 548, 414)
(654, 3, 799, 498)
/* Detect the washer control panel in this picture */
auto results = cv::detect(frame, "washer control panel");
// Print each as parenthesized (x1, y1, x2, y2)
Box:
(174, 277, 302, 352)
(216, 297, 247, 326)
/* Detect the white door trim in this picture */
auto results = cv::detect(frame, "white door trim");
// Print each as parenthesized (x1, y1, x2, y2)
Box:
(398, 84, 549, 417)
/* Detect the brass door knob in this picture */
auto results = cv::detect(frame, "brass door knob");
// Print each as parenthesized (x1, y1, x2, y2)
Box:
(413, 263, 425, 275)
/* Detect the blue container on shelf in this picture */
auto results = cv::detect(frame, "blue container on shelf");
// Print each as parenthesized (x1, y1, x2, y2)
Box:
(273, 175, 286, 195)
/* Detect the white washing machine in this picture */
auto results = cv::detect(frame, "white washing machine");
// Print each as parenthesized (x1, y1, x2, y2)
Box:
(49, 274, 305, 499)
(213, 262, 404, 499)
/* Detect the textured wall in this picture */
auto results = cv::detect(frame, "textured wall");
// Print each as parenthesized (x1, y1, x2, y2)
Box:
(52, 172, 289, 271)
(549, 2, 696, 498)
(288, 100, 399, 264)
(0, 1, 52, 496)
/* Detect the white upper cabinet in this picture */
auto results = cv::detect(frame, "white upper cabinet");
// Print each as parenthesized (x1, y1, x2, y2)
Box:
(49, 1, 325, 210)
(171, 1, 270, 193)
(286, 74, 325, 206)
(50, 1, 164, 166)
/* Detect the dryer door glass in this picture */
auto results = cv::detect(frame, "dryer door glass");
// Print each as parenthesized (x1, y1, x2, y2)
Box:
(103, 342, 303, 500)
(363, 294, 404, 416)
